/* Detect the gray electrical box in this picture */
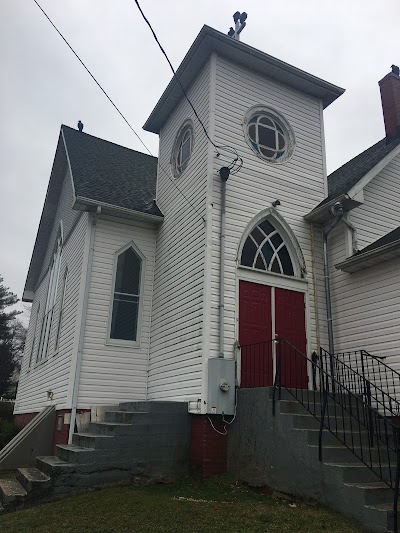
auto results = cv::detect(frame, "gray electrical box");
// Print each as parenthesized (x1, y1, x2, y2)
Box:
(207, 358, 236, 415)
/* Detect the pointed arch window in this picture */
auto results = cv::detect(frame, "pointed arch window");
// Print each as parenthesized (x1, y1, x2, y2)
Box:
(240, 219, 295, 276)
(37, 229, 63, 362)
(54, 267, 68, 353)
(110, 246, 142, 342)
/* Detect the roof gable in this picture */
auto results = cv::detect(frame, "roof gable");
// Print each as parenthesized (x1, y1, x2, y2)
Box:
(23, 126, 163, 301)
(327, 136, 400, 203)
(23, 132, 69, 301)
(306, 136, 400, 222)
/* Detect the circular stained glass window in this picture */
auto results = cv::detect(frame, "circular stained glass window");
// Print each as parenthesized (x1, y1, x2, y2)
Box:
(244, 107, 295, 163)
(172, 121, 194, 177)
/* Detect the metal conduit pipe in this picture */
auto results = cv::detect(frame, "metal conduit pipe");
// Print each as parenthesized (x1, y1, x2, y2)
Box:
(323, 201, 344, 358)
(218, 167, 230, 358)
(341, 215, 358, 254)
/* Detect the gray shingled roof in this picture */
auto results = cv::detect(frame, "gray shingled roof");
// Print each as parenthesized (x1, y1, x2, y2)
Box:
(23, 126, 163, 301)
(313, 136, 400, 210)
(62, 125, 162, 217)
(356, 226, 400, 256)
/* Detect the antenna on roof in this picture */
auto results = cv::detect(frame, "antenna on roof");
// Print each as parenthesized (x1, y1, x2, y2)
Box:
(228, 11, 247, 41)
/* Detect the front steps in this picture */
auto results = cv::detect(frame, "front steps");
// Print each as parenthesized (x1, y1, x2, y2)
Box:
(0, 401, 190, 512)
(229, 388, 398, 533)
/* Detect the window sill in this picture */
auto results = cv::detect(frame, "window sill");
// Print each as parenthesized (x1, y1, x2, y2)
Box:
(32, 357, 49, 370)
(105, 339, 141, 349)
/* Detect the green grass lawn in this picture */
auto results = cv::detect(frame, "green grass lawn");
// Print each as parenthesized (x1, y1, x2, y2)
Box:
(0, 475, 361, 532)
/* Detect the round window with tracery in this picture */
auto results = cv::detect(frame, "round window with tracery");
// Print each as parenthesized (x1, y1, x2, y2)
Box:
(244, 108, 295, 163)
(172, 121, 194, 177)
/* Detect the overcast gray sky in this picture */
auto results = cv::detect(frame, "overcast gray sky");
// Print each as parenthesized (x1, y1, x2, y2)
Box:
(1, 0, 399, 309)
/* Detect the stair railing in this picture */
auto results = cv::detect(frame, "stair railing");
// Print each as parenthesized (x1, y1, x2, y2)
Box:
(320, 347, 400, 418)
(240, 338, 400, 533)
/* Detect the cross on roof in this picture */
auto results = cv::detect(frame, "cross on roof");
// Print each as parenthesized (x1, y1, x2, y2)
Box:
(227, 11, 247, 41)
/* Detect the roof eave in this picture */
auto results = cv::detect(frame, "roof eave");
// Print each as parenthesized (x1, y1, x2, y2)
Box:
(144, 25, 345, 134)
(22, 131, 68, 299)
(304, 195, 362, 224)
(22, 290, 35, 303)
(73, 196, 164, 224)
(335, 240, 400, 273)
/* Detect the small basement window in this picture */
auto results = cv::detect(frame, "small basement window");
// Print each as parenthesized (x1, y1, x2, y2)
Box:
(110, 246, 142, 342)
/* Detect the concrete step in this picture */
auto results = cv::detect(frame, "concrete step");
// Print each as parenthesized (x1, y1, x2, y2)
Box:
(0, 478, 27, 506)
(324, 462, 393, 484)
(16, 467, 51, 493)
(303, 428, 371, 447)
(310, 444, 384, 464)
(88, 422, 133, 436)
(104, 410, 149, 424)
(36, 456, 76, 476)
(279, 399, 360, 418)
(268, 387, 360, 403)
(119, 401, 187, 414)
(344, 481, 393, 505)
(72, 433, 115, 449)
(56, 444, 95, 464)
(364, 502, 394, 532)
(289, 412, 360, 431)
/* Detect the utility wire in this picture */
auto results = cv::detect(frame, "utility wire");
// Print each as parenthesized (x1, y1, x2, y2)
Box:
(133, 0, 243, 175)
(33, 0, 151, 156)
(32, 0, 205, 224)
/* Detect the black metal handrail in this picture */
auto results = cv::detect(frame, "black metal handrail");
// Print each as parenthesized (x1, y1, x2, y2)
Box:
(320, 347, 400, 417)
(240, 338, 400, 532)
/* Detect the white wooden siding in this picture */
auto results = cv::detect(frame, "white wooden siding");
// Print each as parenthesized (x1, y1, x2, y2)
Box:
(147, 62, 210, 402)
(77, 215, 157, 407)
(329, 223, 400, 364)
(210, 55, 327, 359)
(326, 150, 400, 365)
(350, 153, 400, 250)
(39, 168, 79, 281)
(15, 212, 88, 413)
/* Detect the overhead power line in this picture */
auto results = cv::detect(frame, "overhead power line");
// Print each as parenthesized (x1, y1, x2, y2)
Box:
(33, 0, 151, 156)
(133, 0, 243, 175)
(32, 0, 206, 224)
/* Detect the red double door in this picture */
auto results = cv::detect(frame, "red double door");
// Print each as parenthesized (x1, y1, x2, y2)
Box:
(239, 280, 307, 389)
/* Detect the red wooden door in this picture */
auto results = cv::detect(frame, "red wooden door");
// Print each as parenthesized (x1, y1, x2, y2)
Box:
(275, 288, 307, 389)
(239, 281, 273, 387)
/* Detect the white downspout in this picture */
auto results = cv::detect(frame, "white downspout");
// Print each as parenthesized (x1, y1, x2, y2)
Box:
(341, 214, 358, 254)
(218, 167, 230, 358)
(68, 208, 98, 443)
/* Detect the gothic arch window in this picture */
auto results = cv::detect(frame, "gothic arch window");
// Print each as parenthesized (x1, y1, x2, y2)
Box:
(240, 219, 295, 276)
(109, 244, 143, 342)
(37, 225, 63, 362)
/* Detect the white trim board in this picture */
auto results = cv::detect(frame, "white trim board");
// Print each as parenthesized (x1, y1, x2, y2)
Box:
(238, 266, 308, 292)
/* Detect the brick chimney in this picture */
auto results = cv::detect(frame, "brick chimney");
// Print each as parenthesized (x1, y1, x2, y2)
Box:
(379, 65, 400, 140)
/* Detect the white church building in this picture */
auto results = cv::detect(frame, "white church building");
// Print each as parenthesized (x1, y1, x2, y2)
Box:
(15, 23, 400, 466)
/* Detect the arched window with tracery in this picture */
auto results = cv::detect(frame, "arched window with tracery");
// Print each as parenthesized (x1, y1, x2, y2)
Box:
(240, 219, 295, 276)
